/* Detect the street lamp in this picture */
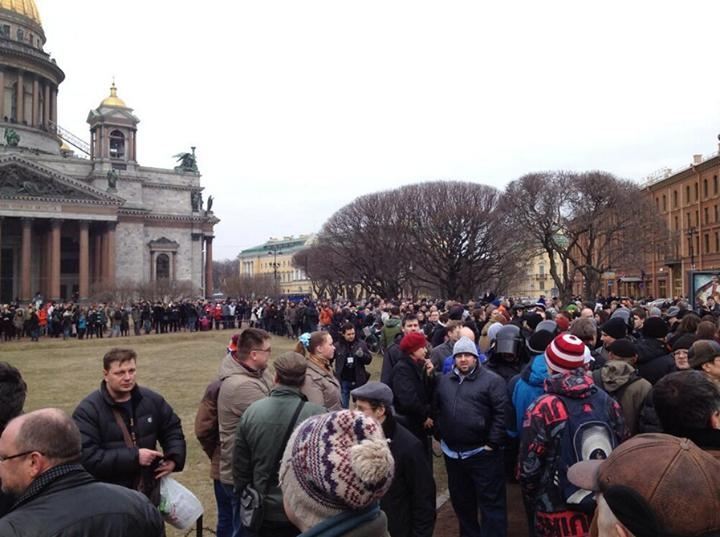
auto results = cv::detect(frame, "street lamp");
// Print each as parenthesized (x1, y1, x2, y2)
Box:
(266, 244, 283, 295)
(687, 227, 698, 271)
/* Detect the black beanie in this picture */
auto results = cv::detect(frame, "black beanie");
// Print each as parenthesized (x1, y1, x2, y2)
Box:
(641, 317, 668, 339)
(601, 317, 627, 340)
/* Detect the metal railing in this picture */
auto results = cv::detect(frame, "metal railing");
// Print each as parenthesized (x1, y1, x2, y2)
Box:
(48, 120, 91, 155)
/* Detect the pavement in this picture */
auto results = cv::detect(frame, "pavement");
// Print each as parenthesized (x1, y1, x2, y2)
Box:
(433, 482, 529, 537)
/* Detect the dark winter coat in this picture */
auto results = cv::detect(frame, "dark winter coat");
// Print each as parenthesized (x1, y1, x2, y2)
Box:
(334, 337, 373, 386)
(0, 464, 163, 537)
(72, 382, 186, 491)
(635, 337, 675, 384)
(380, 333, 404, 385)
(389, 356, 435, 441)
(380, 415, 436, 537)
(435, 364, 507, 451)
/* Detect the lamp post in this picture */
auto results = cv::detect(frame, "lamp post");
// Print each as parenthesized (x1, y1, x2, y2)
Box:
(266, 244, 282, 296)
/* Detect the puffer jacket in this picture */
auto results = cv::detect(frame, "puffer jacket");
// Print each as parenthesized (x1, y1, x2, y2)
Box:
(73, 382, 186, 491)
(435, 364, 507, 451)
(233, 387, 326, 524)
(217, 354, 273, 484)
(519, 369, 625, 537)
(299, 504, 390, 537)
(0, 464, 163, 537)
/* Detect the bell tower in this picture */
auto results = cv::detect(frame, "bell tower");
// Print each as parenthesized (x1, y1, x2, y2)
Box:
(87, 82, 139, 171)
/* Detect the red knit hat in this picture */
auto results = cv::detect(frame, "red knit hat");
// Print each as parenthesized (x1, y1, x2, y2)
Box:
(399, 332, 427, 355)
(545, 333, 590, 373)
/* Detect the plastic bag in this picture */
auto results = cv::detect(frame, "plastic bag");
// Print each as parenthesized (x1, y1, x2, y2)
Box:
(158, 476, 204, 530)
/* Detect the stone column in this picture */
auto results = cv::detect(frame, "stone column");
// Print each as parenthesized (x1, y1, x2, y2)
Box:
(205, 237, 214, 298)
(20, 218, 32, 301)
(16, 71, 23, 123)
(93, 231, 102, 285)
(50, 219, 61, 300)
(172, 251, 177, 281)
(106, 223, 116, 288)
(79, 222, 89, 301)
(0, 71, 5, 119)
(150, 251, 156, 281)
(43, 83, 50, 128)
(32, 78, 39, 127)
(50, 87, 57, 125)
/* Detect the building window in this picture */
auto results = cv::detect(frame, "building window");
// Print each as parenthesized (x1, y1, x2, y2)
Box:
(674, 216, 679, 230)
(156, 254, 170, 280)
(687, 212, 691, 227)
(695, 183, 699, 200)
(715, 175, 719, 195)
(686, 185, 691, 203)
(0, 25, 9, 37)
(662, 195, 667, 211)
(656, 197, 660, 210)
(716, 232, 719, 253)
(705, 234, 710, 254)
(109, 130, 125, 159)
(704, 179, 708, 198)
(696, 210, 699, 226)
(705, 207, 709, 225)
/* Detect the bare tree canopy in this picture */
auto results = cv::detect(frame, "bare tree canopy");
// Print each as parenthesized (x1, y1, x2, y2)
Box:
(296, 181, 524, 301)
(502, 170, 667, 301)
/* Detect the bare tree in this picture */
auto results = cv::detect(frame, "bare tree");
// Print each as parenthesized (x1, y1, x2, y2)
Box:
(503, 171, 668, 301)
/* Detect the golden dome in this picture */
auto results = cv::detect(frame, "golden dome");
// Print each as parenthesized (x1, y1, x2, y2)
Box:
(101, 82, 127, 108)
(0, 0, 41, 26)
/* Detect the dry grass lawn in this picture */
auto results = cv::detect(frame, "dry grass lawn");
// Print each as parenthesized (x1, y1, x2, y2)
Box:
(1, 329, 448, 536)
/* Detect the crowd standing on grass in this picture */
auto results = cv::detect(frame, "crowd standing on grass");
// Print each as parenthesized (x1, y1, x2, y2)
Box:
(2, 293, 720, 536)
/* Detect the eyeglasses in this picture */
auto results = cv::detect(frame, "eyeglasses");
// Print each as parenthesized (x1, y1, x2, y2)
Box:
(251, 348, 272, 353)
(0, 450, 38, 463)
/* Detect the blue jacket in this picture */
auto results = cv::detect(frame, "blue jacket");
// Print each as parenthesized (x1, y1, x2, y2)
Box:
(435, 365, 507, 451)
(508, 354, 549, 438)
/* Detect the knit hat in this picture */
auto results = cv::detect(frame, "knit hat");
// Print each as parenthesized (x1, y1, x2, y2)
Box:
(398, 332, 426, 355)
(555, 315, 570, 333)
(671, 333, 697, 352)
(600, 317, 627, 340)
(279, 411, 394, 529)
(523, 312, 543, 331)
(545, 333, 591, 374)
(688, 339, 720, 369)
(527, 330, 555, 356)
(641, 317, 668, 339)
(568, 434, 720, 537)
(273, 352, 307, 383)
(607, 339, 638, 359)
(453, 336, 478, 358)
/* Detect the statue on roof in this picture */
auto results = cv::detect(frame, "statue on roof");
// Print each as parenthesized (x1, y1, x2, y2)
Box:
(191, 191, 202, 212)
(4, 128, 19, 147)
(106, 169, 119, 191)
(206, 195, 214, 213)
(173, 146, 198, 173)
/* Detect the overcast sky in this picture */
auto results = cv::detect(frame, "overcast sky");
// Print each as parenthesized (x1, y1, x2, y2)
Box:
(37, 0, 720, 260)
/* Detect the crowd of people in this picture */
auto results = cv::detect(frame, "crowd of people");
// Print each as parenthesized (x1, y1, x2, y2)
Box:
(1, 294, 720, 537)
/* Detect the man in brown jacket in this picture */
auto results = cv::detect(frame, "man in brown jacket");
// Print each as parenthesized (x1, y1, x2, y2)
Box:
(217, 328, 273, 537)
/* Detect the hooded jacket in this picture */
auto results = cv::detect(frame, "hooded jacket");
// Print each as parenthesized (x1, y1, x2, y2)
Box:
(592, 361, 652, 436)
(217, 354, 273, 484)
(519, 369, 625, 537)
(380, 318, 402, 350)
(508, 355, 549, 437)
(634, 337, 675, 384)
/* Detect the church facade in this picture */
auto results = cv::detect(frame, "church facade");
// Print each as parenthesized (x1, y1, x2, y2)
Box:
(0, 0, 217, 302)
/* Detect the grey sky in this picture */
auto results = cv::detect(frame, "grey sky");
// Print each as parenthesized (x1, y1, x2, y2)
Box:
(37, 0, 720, 260)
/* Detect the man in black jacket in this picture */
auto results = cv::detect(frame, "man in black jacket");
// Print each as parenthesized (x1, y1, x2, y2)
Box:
(0, 362, 27, 517)
(73, 348, 186, 502)
(334, 322, 373, 408)
(0, 408, 163, 537)
(435, 336, 508, 537)
(352, 381, 436, 537)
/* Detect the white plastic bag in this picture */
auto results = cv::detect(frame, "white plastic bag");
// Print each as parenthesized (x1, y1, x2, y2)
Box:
(158, 476, 204, 530)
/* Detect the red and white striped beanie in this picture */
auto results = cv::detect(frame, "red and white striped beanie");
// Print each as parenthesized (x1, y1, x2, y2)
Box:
(545, 333, 590, 374)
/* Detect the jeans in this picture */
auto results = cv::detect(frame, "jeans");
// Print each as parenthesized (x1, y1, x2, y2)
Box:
(445, 449, 507, 537)
(214, 480, 234, 537)
(340, 380, 357, 409)
(221, 482, 243, 537)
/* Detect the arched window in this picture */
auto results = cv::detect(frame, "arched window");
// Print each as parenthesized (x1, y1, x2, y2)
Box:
(109, 130, 125, 159)
(156, 254, 170, 280)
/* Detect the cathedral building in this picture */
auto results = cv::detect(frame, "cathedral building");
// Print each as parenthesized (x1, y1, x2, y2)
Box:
(0, 0, 217, 302)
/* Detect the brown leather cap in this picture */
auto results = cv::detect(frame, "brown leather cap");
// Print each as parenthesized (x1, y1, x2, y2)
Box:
(569, 433, 720, 536)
